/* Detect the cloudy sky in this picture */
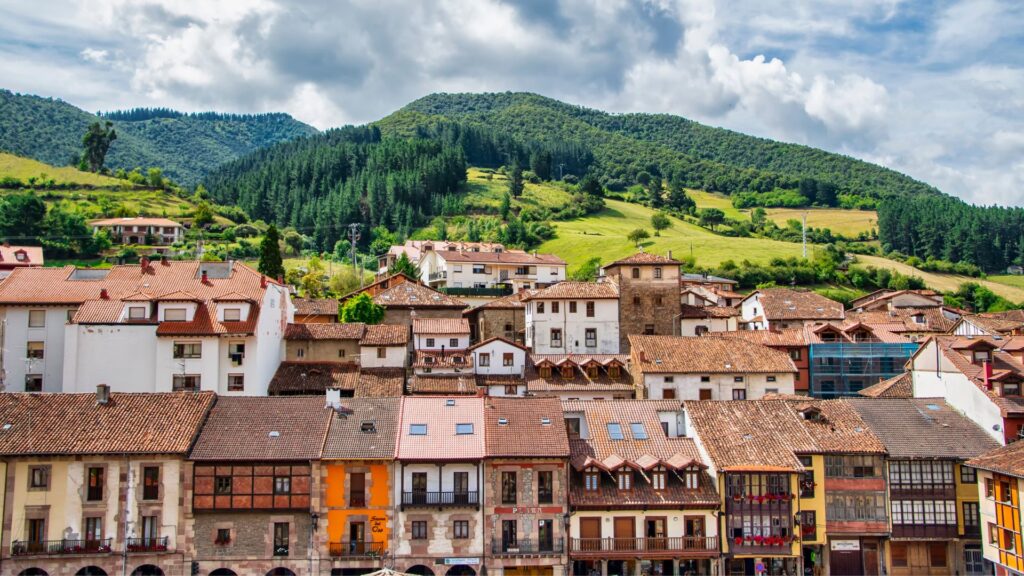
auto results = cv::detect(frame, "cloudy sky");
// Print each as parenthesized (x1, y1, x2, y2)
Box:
(1, 0, 1022, 205)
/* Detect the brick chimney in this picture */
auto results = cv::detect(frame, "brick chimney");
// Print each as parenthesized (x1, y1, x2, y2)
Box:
(983, 361, 993, 390)
(100, 288, 109, 300)
(201, 270, 209, 284)
(140, 256, 149, 271)
(261, 275, 268, 288)
(161, 255, 169, 266)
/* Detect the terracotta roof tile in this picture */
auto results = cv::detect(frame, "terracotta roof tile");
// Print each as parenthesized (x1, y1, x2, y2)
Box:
(321, 397, 401, 459)
(359, 324, 410, 346)
(0, 392, 214, 456)
(467, 290, 536, 311)
(292, 298, 339, 317)
(716, 329, 807, 347)
(681, 273, 737, 285)
(967, 440, 1024, 477)
(679, 303, 739, 319)
(408, 375, 478, 395)
(413, 350, 473, 369)
(373, 282, 467, 308)
(435, 250, 565, 265)
(285, 323, 366, 341)
(604, 252, 681, 267)
(90, 217, 183, 227)
(930, 336, 1024, 416)
(395, 396, 486, 460)
(961, 311, 1024, 335)
(485, 397, 569, 457)
(268, 362, 360, 395)
(355, 368, 406, 397)
(524, 281, 620, 300)
(0, 245, 43, 267)
(748, 288, 845, 322)
(190, 396, 331, 461)
(630, 335, 797, 374)
(412, 317, 470, 335)
(526, 354, 634, 394)
(849, 398, 998, 459)
(858, 373, 913, 398)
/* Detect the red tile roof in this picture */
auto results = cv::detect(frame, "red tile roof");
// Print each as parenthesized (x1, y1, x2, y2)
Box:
(359, 324, 410, 346)
(748, 288, 845, 322)
(412, 317, 470, 335)
(485, 397, 569, 458)
(413, 350, 474, 369)
(435, 250, 565, 265)
(0, 392, 214, 456)
(268, 362, 360, 395)
(524, 281, 619, 300)
(849, 398, 998, 459)
(717, 329, 807, 347)
(858, 373, 913, 399)
(967, 440, 1024, 477)
(604, 251, 681, 267)
(190, 396, 331, 461)
(373, 282, 467, 308)
(466, 290, 536, 311)
(285, 323, 366, 341)
(0, 245, 43, 267)
(356, 368, 407, 397)
(526, 354, 635, 394)
(90, 217, 183, 228)
(467, 336, 530, 353)
(630, 335, 797, 374)
(679, 303, 739, 319)
(292, 298, 340, 317)
(927, 336, 1024, 416)
(395, 396, 486, 460)
(408, 374, 479, 395)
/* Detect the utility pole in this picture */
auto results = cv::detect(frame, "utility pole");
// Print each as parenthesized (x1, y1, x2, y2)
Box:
(558, 163, 565, 180)
(346, 223, 362, 286)
(802, 212, 808, 259)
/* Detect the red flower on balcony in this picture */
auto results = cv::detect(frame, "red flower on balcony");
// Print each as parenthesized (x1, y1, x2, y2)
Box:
(734, 537, 743, 546)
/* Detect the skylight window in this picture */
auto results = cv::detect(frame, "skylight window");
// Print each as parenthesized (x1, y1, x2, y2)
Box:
(630, 422, 648, 440)
(498, 418, 509, 426)
(456, 423, 474, 435)
(607, 422, 624, 440)
(540, 417, 551, 426)
(360, 421, 377, 433)
(410, 424, 427, 435)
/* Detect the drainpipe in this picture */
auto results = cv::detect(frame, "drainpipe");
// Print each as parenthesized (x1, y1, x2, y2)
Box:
(121, 454, 132, 576)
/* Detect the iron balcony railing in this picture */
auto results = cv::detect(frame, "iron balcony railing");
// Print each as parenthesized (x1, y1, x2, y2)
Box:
(126, 536, 169, 552)
(12, 538, 113, 556)
(439, 286, 513, 297)
(401, 490, 480, 508)
(492, 537, 564, 555)
(569, 536, 718, 556)
(428, 271, 447, 281)
(329, 541, 386, 558)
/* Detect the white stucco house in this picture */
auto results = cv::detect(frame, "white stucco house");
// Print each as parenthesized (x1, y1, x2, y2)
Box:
(524, 281, 621, 354)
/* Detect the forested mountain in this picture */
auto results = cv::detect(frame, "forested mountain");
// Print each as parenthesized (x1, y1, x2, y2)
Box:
(0, 90, 316, 185)
(388, 92, 939, 200)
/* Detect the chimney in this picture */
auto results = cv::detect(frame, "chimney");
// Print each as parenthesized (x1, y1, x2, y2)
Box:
(261, 275, 268, 288)
(277, 275, 283, 284)
(984, 361, 993, 390)
(667, 250, 672, 260)
(639, 350, 647, 362)
(201, 270, 209, 284)
(96, 384, 110, 405)
(161, 255, 169, 266)
(140, 256, 149, 271)
(100, 288, 109, 300)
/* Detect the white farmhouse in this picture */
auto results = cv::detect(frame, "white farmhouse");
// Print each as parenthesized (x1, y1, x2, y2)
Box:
(739, 287, 844, 330)
(524, 281, 620, 355)
(420, 247, 566, 293)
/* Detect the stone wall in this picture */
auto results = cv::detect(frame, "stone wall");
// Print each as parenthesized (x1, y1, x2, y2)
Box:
(615, 277, 679, 352)
(474, 308, 525, 344)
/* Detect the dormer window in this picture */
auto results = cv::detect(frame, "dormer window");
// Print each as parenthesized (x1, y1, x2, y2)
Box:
(560, 365, 574, 378)
(684, 468, 700, 490)
(14, 250, 27, 262)
(820, 331, 839, 343)
(223, 308, 241, 322)
(128, 306, 147, 320)
(1003, 382, 1021, 396)
(164, 308, 186, 321)
(586, 365, 599, 378)
(617, 470, 632, 491)
(912, 314, 925, 324)
(973, 350, 992, 364)
(424, 356, 434, 365)
(540, 365, 553, 378)
(608, 365, 621, 378)
(652, 467, 666, 490)
(584, 467, 599, 491)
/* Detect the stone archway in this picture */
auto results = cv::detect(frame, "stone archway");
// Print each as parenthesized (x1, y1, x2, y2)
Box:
(445, 566, 476, 576)
(75, 568, 108, 576)
(405, 566, 435, 576)
(130, 566, 164, 576)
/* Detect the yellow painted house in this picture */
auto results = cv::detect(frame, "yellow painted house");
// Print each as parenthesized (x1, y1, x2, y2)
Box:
(319, 397, 399, 573)
(968, 439, 1024, 576)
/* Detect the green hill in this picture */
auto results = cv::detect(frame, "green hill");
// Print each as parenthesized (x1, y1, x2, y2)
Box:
(0, 90, 317, 186)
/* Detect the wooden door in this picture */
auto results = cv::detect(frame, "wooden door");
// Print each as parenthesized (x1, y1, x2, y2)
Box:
(645, 517, 667, 551)
(685, 516, 705, 537)
(699, 389, 713, 400)
(614, 517, 635, 551)
(579, 517, 601, 551)
(863, 541, 879, 576)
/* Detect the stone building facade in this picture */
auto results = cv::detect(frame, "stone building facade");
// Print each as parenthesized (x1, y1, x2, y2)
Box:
(601, 252, 682, 352)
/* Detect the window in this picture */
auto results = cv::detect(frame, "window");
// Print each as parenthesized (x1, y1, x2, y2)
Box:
(26, 341, 44, 359)
(128, 306, 147, 319)
(539, 365, 553, 378)
(633, 296, 641, 305)
(172, 375, 200, 391)
(608, 364, 621, 378)
(227, 374, 244, 392)
(552, 302, 560, 314)
(538, 471, 553, 503)
(223, 308, 241, 322)
(684, 468, 700, 489)
(654, 296, 663, 306)
(410, 424, 427, 435)
(412, 521, 427, 539)
(630, 422, 648, 440)
(85, 517, 103, 542)
(25, 374, 42, 392)
(617, 470, 632, 490)
(350, 472, 366, 507)
(274, 476, 291, 494)
(29, 466, 49, 490)
(456, 423, 474, 435)
(141, 515, 158, 541)
(67, 308, 77, 323)
(789, 349, 801, 361)
(296, 348, 305, 358)
(890, 500, 957, 526)
(826, 492, 888, 522)
(734, 376, 744, 383)
(142, 466, 160, 500)
(28, 310, 45, 327)
(985, 478, 994, 499)
(550, 328, 563, 347)
(454, 520, 469, 539)
(537, 302, 545, 314)
(449, 338, 458, 347)
(273, 522, 289, 556)
(27, 518, 45, 546)
(426, 338, 435, 347)
(830, 455, 884, 478)
(767, 376, 776, 382)
(215, 528, 231, 545)
(504, 384, 517, 395)
(565, 418, 581, 437)
(585, 467, 600, 491)
(87, 467, 104, 501)
(479, 353, 491, 367)
(631, 268, 640, 279)
(765, 388, 778, 395)
(163, 308, 186, 321)
(732, 389, 746, 400)
(698, 388, 712, 400)
(929, 543, 947, 567)
(377, 347, 386, 359)
(569, 301, 577, 313)
(607, 423, 624, 440)
(173, 342, 202, 359)
(644, 324, 655, 335)
(654, 267, 662, 279)
(961, 466, 977, 484)
(963, 502, 980, 530)
(585, 301, 596, 317)
(585, 328, 597, 348)
(472, 264, 486, 274)
(502, 471, 517, 504)
(215, 476, 232, 494)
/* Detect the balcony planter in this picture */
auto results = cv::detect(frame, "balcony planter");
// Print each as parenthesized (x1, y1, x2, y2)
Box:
(732, 494, 743, 502)
(734, 537, 743, 546)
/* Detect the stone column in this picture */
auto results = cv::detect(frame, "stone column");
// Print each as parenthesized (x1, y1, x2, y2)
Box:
(601, 559, 609, 576)
(672, 559, 680, 576)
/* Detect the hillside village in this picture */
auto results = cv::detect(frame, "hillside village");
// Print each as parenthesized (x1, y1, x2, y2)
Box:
(0, 236, 1021, 576)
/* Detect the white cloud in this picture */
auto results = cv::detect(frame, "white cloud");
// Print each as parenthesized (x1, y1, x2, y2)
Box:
(79, 48, 108, 63)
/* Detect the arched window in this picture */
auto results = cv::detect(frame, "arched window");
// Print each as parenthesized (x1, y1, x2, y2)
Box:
(130, 566, 164, 576)
(75, 568, 108, 576)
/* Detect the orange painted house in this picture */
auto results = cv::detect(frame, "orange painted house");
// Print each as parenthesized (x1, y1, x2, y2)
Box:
(320, 397, 400, 573)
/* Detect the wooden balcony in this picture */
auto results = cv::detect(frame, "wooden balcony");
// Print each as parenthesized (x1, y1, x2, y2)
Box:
(492, 537, 564, 555)
(401, 490, 479, 509)
(12, 538, 112, 556)
(892, 524, 958, 539)
(569, 537, 718, 559)
(329, 541, 386, 558)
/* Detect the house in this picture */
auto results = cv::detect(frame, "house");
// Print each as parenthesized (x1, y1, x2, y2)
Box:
(858, 372, 913, 399)
(378, 240, 506, 274)
(284, 322, 365, 363)
(468, 337, 528, 383)
(601, 252, 682, 352)
(0, 388, 215, 576)
(739, 287, 845, 330)
(370, 281, 468, 326)
(716, 329, 810, 393)
(965, 439, 1024, 576)
(320, 397, 400, 574)
(90, 217, 184, 246)
(849, 289, 944, 312)
(850, 398, 999, 576)
(412, 318, 471, 352)
(685, 398, 888, 576)
(336, 272, 417, 307)
(524, 281, 621, 354)
(463, 289, 536, 344)
(0, 259, 290, 394)
(678, 303, 739, 336)
(393, 396, 486, 574)
(1007, 265, 1024, 275)
(629, 335, 797, 400)
(266, 362, 405, 397)
(291, 297, 339, 323)
(0, 244, 43, 271)
(359, 324, 411, 369)
(845, 307, 960, 341)
(803, 321, 920, 398)
(419, 248, 566, 295)
(563, 399, 720, 576)
(909, 336, 1024, 444)
(526, 354, 635, 401)
(953, 311, 1024, 337)
(484, 397, 571, 576)
(680, 273, 739, 293)
(187, 396, 331, 576)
